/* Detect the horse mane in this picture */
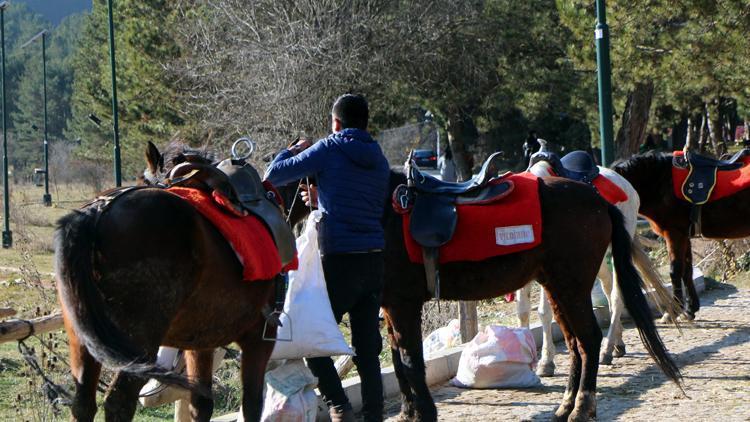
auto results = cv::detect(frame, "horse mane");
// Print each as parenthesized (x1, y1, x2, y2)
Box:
(612, 151, 673, 180)
(161, 140, 217, 173)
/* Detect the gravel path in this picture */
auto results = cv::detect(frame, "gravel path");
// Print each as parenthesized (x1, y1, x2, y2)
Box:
(385, 284, 750, 421)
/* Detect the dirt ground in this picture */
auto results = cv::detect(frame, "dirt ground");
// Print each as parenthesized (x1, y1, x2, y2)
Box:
(385, 284, 750, 421)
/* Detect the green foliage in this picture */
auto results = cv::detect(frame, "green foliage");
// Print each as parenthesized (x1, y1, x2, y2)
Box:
(67, 0, 185, 180)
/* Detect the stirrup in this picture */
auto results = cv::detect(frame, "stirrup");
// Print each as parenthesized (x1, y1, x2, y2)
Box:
(262, 273, 292, 342)
(262, 307, 292, 342)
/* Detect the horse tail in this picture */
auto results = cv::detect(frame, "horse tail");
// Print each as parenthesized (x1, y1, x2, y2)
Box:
(631, 235, 682, 327)
(55, 208, 203, 393)
(608, 204, 683, 388)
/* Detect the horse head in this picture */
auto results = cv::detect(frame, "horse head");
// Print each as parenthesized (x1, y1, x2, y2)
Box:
(141, 141, 216, 186)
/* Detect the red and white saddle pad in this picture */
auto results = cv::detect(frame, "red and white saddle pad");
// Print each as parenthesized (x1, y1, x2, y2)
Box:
(401, 173, 543, 264)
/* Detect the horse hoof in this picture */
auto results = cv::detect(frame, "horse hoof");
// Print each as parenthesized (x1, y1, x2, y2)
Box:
(659, 313, 673, 324)
(393, 412, 413, 422)
(567, 411, 595, 422)
(536, 361, 555, 377)
(612, 343, 626, 358)
(681, 311, 696, 321)
(599, 353, 613, 365)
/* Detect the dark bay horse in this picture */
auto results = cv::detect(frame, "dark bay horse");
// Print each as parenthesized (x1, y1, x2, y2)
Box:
(613, 152, 750, 319)
(285, 170, 681, 421)
(56, 142, 278, 421)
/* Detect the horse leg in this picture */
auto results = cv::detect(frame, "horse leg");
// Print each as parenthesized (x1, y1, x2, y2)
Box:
(537, 287, 556, 377)
(66, 317, 101, 422)
(516, 283, 532, 328)
(185, 349, 215, 422)
(546, 285, 602, 421)
(103, 372, 147, 422)
(383, 303, 437, 422)
(598, 256, 626, 364)
(681, 241, 700, 319)
(386, 315, 416, 421)
(238, 336, 275, 422)
(665, 232, 690, 316)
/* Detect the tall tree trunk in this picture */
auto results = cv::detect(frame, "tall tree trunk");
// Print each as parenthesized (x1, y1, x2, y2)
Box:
(446, 111, 478, 181)
(744, 121, 750, 143)
(671, 116, 688, 151)
(698, 107, 708, 153)
(685, 116, 695, 152)
(615, 80, 654, 159)
(706, 99, 728, 156)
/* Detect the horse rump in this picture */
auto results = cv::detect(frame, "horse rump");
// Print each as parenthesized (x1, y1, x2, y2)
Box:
(608, 204, 683, 388)
(55, 207, 203, 394)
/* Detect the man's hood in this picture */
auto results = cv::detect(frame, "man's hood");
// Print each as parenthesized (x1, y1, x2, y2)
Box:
(329, 128, 383, 169)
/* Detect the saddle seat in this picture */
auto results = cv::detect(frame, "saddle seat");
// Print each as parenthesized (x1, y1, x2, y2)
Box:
(528, 150, 600, 184)
(410, 152, 506, 194)
(559, 150, 600, 183)
(167, 158, 296, 267)
(684, 149, 750, 170)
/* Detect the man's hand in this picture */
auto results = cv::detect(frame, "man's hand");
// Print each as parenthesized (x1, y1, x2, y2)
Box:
(288, 138, 312, 155)
(300, 184, 318, 208)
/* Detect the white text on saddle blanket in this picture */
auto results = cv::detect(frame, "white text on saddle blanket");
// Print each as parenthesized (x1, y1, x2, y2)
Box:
(495, 225, 535, 246)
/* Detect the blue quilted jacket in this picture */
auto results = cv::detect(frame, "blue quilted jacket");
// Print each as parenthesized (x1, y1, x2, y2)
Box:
(265, 128, 390, 255)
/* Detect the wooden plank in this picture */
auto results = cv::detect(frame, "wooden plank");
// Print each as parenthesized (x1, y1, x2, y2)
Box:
(458, 301, 478, 343)
(0, 308, 16, 319)
(0, 313, 63, 343)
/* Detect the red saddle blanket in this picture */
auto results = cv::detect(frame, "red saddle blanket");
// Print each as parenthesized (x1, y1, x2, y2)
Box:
(167, 187, 297, 281)
(541, 167, 628, 205)
(672, 151, 750, 203)
(403, 173, 542, 264)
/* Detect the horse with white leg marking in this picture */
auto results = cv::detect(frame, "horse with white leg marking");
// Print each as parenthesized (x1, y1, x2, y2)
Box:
(516, 150, 678, 376)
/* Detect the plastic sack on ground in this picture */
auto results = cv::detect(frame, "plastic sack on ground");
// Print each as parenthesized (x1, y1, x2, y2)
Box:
(270, 210, 353, 360)
(252, 360, 317, 422)
(451, 325, 541, 389)
(423, 319, 461, 358)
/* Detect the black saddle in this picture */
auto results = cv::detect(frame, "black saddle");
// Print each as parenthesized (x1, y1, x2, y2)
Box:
(410, 152, 505, 194)
(685, 149, 750, 170)
(401, 151, 513, 299)
(673, 149, 750, 205)
(167, 156, 296, 267)
(528, 149, 599, 185)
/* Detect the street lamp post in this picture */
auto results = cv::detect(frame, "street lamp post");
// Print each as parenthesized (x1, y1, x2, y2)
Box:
(595, 0, 615, 167)
(1, 1, 11, 248)
(21, 30, 51, 206)
(106, 0, 122, 187)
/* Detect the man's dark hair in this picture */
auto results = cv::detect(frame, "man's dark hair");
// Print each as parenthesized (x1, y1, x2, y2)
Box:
(332, 94, 369, 130)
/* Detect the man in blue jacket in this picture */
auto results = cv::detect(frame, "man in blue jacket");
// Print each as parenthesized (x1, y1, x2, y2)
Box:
(265, 94, 390, 422)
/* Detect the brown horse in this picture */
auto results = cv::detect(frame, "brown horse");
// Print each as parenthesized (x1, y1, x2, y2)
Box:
(283, 170, 681, 421)
(613, 152, 750, 320)
(56, 142, 278, 421)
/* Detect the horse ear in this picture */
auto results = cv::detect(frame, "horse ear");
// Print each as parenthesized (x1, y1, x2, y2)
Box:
(145, 141, 163, 174)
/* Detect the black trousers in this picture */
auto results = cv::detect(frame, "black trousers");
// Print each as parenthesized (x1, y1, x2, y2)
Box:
(306, 251, 384, 421)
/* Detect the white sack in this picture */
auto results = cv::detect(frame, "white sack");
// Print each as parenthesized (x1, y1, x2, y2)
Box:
(451, 325, 541, 389)
(258, 360, 318, 422)
(423, 319, 462, 359)
(270, 211, 353, 360)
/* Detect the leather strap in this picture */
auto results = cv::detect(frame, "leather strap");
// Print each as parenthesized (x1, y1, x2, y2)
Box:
(422, 247, 441, 300)
(690, 205, 703, 238)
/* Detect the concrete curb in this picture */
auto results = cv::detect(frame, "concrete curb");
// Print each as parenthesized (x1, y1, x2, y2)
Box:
(212, 273, 705, 422)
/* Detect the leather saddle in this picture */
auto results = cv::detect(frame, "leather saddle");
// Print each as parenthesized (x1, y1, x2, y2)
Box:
(529, 149, 599, 184)
(401, 151, 513, 299)
(673, 149, 750, 205)
(168, 157, 296, 268)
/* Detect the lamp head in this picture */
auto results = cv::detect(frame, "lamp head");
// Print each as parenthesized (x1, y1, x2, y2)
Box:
(0, 2, 9, 11)
(87, 113, 102, 127)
